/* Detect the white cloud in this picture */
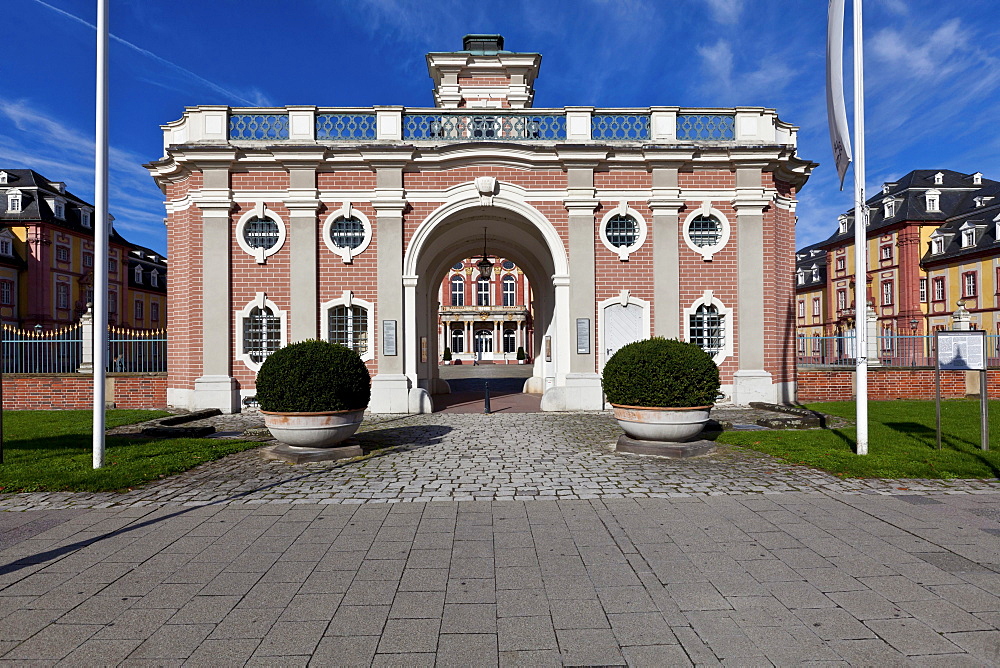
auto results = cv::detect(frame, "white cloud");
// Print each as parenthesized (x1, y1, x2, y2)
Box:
(695, 38, 798, 106)
(704, 0, 743, 25)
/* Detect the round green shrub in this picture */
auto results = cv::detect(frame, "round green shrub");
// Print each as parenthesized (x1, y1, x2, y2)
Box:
(256, 340, 371, 412)
(601, 338, 720, 408)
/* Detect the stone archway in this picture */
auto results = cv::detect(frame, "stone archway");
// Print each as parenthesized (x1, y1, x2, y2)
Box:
(403, 191, 570, 411)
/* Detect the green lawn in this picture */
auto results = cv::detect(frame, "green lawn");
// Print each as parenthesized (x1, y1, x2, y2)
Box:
(718, 400, 1000, 479)
(0, 410, 262, 493)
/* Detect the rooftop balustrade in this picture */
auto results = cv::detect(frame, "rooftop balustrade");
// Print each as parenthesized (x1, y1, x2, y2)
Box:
(161, 105, 798, 151)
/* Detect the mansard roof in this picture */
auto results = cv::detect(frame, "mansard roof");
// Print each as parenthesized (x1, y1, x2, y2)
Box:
(921, 181, 1000, 266)
(819, 169, 999, 248)
(794, 242, 827, 290)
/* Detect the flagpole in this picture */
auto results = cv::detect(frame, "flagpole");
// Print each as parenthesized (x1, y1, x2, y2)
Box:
(852, 0, 869, 455)
(93, 0, 108, 468)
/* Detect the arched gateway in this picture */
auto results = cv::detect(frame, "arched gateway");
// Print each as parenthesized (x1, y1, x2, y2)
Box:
(146, 34, 815, 414)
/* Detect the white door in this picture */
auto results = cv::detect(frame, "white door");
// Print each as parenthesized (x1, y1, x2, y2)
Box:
(604, 303, 644, 365)
(475, 329, 494, 360)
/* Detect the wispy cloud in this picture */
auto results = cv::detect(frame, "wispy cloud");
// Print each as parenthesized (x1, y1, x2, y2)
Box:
(30, 0, 269, 107)
(0, 99, 167, 251)
(695, 38, 798, 106)
(704, 0, 743, 25)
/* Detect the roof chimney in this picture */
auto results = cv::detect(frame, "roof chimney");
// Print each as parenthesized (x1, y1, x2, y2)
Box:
(426, 35, 541, 109)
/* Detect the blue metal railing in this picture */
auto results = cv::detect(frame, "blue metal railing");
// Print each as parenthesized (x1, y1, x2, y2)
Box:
(316, 114, 377, 140)
(108, 327, 167, 373)
(2, 323, 82, 373)
(403, 113, 567, 141)
(591, 114, 650, 140)
(229, 114, 290, 140)
(676, 114, 735, 141)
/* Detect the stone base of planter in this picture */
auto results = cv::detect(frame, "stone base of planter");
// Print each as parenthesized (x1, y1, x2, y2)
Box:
(262, 441, 363, 464)
(615, 435, 715, 459)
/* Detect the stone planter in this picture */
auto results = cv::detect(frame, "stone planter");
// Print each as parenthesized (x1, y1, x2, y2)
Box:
(261, 408, 365, 448)
(611, 404, 715, 458)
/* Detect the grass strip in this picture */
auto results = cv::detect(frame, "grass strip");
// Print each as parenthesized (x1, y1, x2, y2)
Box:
(0, 410, 261, 493)
(718, 399, 1000, 479)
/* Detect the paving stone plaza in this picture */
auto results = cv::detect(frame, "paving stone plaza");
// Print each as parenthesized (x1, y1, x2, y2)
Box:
(2, 407, 1000, 665)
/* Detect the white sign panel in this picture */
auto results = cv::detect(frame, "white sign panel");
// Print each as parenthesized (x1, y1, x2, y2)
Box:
(937, 331, 986, 371)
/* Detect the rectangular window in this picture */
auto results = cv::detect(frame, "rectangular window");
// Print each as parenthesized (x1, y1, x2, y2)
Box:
(963, 272, 978, 298)
(134, 300, 144, 322)
(880, 245, 892, 260)
(81, 211, 91, 228)
(0, 280, 13, 306)
(450, 277, 464, 306)
(151, 302, 160, 321)
(797, 300, 805, 318)
(56, 283, 70, 309)
(0, 238, 11, 257)
(108, 292, 117, 313)
(933, 277, 945, 302)
(8, 195, 21, 212)
(881, 281, 893, 306)
(327, 304, 368, 356)
(812, 298, 821, 317)
(477, 279, 490, 306)
(502, 277, 515, 306)
(55, 246, 70, 263)
(83, 253, 93, 268)
(54, 202, 65, 219)
(837, 289, 847, 311)
(797, 334, 805, 354)
(109, 258, 117, 274)
(836, 258, 846, 271)
(919, 278, 928, 303)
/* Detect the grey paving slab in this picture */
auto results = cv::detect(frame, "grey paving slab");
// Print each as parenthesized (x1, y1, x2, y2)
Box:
(2, 410, 1000, 664)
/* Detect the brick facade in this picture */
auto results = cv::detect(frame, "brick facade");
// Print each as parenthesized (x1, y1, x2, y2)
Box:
(2, 374, 167, 410)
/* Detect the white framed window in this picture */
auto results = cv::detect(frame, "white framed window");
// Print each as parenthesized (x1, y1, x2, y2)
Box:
(151, 302, 160, 321)
(836, 257, 846, 271)
(881, 281, 893, 306)
(503, 328, 516, 353)
(236, 203, 286, 264)
(150, 271, 158, 287)
(931, 235, 945, 255)
(838, 215, 848, 234)
(684, 290, 733, 365)
(598, 202, 647, 261)
(811, 265, 819, 282)
(960, 223, 977, 248)
(56, 282, 70, 310)
(477, 278, 490, 306)
(963, 272, 978, 298)
(881, 326, 894, 352)
(53, 201, 65, 219)
(109, 258, 117, 273)
(474, 329, 493, 354)
(108, 291, 118, 313)
(883, 199, 895, 218)
(83, 252, 93, 267)
(55, 246, 70, 263)
(796, 270, 805, 285)
(320, 292, 374, 362)
(919, 278, 928, 303)
(682, 202, 731, 261)
(81, 210, 91, 228)
(134, 265, 143, 284)
(934, 172, 944, 185)
(797, 300, 805, 318)
(0, 280, 13, 306)
(0, 234, 13, 257)
(812, 297, 821, 316)
(925, 189, 940, 212)
(450, 275, 465, 306)
(322, 202, 372, 264)
(880, 245, 892, 260)
(502, 275, 516, 306)
(933, 277, 945, 301)
(0, 172, 7, 185)
(451, 327, 465, 353)
(134, 300, 144, 322)
(7, 191, 22, 213)
(798, 334, 805, 354)
(837, 289, 847, 311)
(236, 293, 286, 371)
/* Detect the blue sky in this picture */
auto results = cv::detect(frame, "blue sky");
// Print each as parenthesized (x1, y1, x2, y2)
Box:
(4, 0, 1000, 256)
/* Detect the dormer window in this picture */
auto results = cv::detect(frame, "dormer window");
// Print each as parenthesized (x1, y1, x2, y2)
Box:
(53, 201, 65, 219)
(0, 172, 7, 185)
(838, 216, 848, 234)
(7, 190, 22, 213)
(931, 235, 945, 254)
(150, 271, 158, 287)
(883, 199, 895, 218)
(962, 229, 975, 248)
(796, 270, 805, 285)
(973, 172, 983, 185)
(882, 183, 891, 195)
(934, 172, 944, 185)
(925, 190, 940, 212)
(810, 264, 819, 282)
(0, 231, 12, 257)
(81, 211, 91, 228)
(134, 265, 143, 284)
(995, 214, 1000, 241)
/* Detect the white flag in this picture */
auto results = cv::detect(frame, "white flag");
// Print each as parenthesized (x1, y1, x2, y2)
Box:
(827, 0, 852, 190)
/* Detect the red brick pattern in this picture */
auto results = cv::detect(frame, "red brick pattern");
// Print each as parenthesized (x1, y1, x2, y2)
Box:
(317, 171, 377, 190)
(165, 200, 202, 391)
(405, 167, 566, 190)
(796, 368, 970, 402)
(2, 375, 167, 410)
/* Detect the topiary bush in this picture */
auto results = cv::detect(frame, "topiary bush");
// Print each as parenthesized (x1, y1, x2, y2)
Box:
(442, 347, 452, 361)
(516, 346, 526, 361)
(602, 337, 720, 408)
(256, 340, 371, 412)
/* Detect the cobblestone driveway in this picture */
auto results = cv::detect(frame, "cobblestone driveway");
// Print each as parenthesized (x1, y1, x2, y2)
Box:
(3, 411, 998, 512)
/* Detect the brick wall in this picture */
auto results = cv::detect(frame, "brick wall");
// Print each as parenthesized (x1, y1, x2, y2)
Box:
(797, 368, 972, 402)
(2, 374, 167, 410)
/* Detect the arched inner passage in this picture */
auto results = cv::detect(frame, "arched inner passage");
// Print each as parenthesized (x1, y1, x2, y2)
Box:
(406, 204, 561, 407)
